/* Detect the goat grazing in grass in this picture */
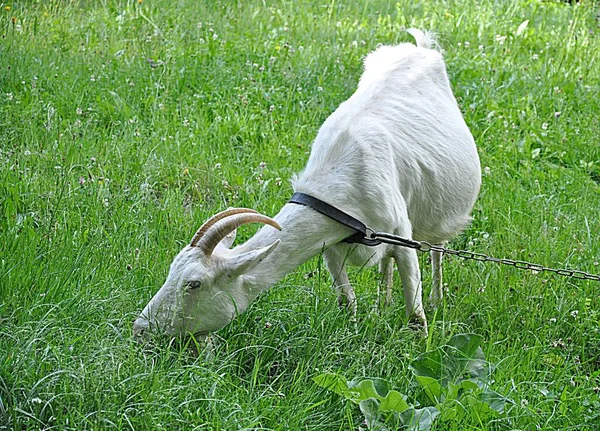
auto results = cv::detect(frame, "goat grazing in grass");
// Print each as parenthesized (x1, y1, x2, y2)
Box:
(133, 29, 481, 339)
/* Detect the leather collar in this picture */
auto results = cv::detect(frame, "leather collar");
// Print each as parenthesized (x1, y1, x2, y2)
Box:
(288, 192, 381, 246)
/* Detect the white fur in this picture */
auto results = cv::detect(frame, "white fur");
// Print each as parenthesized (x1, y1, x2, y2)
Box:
(133, 29, 481, 338)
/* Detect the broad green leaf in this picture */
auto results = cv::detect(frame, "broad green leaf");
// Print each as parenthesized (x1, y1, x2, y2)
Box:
(415, 375, 442, 404)
(445, 333, 488, 381)
(447, 333, 484, 358)
(459, 379, 481, 391)
(462, 393, 497, 421)
(379, 390, 409, 413)
(350, 379, 388, 403)
(313, 373, 355, 399)
(400, 406, 440, 431)
(359, 398, 381, 430)
(349, 378, 390, 400)
(479, 388, 508, 413)
(446, 382, 460, 402)
(410, 349, 443, 381)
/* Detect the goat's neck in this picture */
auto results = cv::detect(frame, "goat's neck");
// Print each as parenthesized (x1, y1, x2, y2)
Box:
(236, 203, 352, 298)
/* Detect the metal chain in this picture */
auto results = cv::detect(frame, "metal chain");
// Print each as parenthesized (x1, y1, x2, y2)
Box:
(370, 232, 600, 282)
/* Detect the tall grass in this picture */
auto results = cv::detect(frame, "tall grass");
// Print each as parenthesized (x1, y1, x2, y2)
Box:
(1, 0, 599, 429)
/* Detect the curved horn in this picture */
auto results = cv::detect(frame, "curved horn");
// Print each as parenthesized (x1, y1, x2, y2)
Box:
(190, 208, 258, 247)
(198, 213, 282, 257)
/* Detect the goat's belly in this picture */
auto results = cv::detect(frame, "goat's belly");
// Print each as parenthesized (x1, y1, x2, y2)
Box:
(330, 242, 389, 268)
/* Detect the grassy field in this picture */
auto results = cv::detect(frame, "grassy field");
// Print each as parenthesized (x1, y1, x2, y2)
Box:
(1, 0, 600, 429)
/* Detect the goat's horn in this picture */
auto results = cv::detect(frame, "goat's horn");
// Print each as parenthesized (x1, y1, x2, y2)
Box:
(190, 208, 258, 247)
(198, 213, 281, 257)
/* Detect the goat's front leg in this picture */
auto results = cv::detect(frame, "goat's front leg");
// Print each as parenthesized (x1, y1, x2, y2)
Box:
(429, 247, 444, 308)
(393, 247, 427, 336)
(324, 248, 356, 316)
(379, 257, 394, 309)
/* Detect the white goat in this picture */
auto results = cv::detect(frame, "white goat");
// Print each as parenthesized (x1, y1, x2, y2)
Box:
(133, 29, 481, 338)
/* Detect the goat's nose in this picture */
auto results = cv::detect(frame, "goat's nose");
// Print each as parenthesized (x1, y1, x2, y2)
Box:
(132, 318, 148, 338)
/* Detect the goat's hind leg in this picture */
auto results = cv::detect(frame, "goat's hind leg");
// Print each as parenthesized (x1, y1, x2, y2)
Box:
(393, 246, 427, 335)
(379, 257, 394, 309)
(324, 248, 356, 316)
(428, 246, 444, 308)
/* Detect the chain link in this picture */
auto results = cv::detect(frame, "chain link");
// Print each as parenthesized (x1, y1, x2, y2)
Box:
(370, 232, 600, 282)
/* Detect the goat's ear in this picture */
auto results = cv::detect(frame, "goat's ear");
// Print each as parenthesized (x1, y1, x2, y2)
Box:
(226, 239, 280, 275)
(219, 229, 237, 249)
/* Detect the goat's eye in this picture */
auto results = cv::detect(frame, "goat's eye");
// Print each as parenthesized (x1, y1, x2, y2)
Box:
(186, 280, 202, 290)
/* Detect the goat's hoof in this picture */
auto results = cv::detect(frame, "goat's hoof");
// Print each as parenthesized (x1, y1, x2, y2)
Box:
(408, 316, 428, 338)
(338, 297, 357, 316)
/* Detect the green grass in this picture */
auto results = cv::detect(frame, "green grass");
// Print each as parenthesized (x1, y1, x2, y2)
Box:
(1, 0, 599, 429)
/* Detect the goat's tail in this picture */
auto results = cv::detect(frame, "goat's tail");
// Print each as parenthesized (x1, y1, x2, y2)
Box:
(406, 28, 440, 51)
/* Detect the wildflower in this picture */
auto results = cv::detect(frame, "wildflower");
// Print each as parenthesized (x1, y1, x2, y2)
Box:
(483, 166, 491, 176)
(554, 111, 561, 119)
(214, 163, 221, 169)
(549, 317, 557, 323)
(521, 399, 529, 407)
(570, 310, 578, 318)
(259, 161, 267, 169)
(275, 177, 282, 186)
(541, 122, 548, 130)
(76, 107, 82, 115)
(495, 34, 507, 45)
(24, 150, 31, 156)
(478, 44, 484, 51)
(532, 54, 539, 60)
(6, 93, 13, 100)
(464, 41, 470, 48)
(79, 177, 86, 185)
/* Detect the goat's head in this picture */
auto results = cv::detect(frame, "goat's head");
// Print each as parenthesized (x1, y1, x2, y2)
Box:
(133, 208, 281, 338)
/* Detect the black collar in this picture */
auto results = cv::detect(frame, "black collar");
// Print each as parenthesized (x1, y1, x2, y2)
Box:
(288, 192, 382, 246)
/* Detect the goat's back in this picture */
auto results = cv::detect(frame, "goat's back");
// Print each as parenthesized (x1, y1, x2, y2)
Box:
(294, 31, 481, 245)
